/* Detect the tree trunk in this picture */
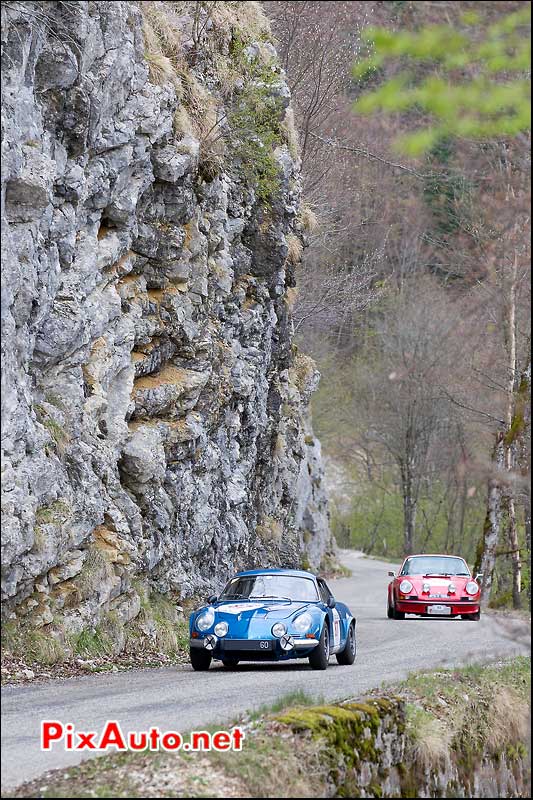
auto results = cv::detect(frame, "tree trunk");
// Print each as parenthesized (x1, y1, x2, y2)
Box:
(507, 496, 521, 608)
(478, 432, 505, 608)
(501, 251, 521, 608)
(403, 491, 416, 555)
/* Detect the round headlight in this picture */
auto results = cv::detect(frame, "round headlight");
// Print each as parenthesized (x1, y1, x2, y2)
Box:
(196, 607, 215, 632)
(448, 582, 456, 593)
(465, 581, 479, 595)
(293, 612, 312, 633)
(422, 582, 430, 593)
(272, 622, 287, 638)
(214, 621, 228, 637)
(399, 580, 413, 594)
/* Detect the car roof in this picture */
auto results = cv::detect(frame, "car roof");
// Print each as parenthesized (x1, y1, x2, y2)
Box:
(402, 554, 467, 559)
(233, 568, 317, 579)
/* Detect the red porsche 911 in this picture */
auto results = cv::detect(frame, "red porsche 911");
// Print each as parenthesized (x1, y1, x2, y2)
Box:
(387, 554, 482, 620)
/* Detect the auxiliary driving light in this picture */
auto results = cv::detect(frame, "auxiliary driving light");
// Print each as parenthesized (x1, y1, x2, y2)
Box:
(272, 622, 287, 638)
(279, 634, 294, 651)
(204, 634, 218, 650)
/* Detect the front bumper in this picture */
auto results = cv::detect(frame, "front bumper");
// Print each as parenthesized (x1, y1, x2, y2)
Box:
(396, 599, 480, 615)
(190, 636, 319, 655)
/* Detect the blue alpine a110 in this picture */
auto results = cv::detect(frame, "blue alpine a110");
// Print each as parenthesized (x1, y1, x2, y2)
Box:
(189, 568, 356, 671)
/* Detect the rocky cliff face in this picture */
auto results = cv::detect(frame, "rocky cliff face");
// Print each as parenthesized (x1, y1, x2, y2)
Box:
(1, 0, 331, 636)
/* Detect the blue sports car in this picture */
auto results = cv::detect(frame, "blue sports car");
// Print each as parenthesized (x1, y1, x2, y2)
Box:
(189, 568, 356, 671)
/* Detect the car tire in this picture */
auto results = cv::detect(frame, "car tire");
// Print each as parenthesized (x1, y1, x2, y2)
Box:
(336, 621, 356, 665)
(190, 648, 212, 671)
(391, 599, 405, 620)
(461, 611, 481, 621)
(387, 599, 394, 618)
(222, 657, 240, 669)
(309, 623, 330, 670)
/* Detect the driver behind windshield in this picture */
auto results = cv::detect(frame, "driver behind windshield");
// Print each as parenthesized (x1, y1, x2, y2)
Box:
(220, 574, 319, 602)
(400, 557, 470, 576)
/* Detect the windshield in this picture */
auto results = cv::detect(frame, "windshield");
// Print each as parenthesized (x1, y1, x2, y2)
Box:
(219, 574, 319, 602)
(400, 556, 470, 577)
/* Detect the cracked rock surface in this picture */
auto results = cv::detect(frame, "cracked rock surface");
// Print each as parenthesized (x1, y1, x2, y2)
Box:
(1, 1, 332, 636)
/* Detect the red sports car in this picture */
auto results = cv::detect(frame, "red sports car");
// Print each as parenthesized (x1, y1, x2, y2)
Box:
(387, 554, 481, 620)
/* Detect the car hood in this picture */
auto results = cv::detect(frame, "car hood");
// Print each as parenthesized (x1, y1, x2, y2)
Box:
(400, 575, 472, 593)
(213, 600, 310, 622)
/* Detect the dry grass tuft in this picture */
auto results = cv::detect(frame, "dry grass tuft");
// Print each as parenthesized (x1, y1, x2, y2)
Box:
(299, 203, 320, 233)
(408, 708, 453, 771)
(285, 286, 298, 310)
(485, 687, 529, 751)
(172, 106, 194, 138)
(286, 233, 304, 265)
(299, 203, 319, 234)
(144, 50, 179, 88)
(141, 2, 186, 94)
(282, 107, 300, 160)
(211, 1, 271, 44)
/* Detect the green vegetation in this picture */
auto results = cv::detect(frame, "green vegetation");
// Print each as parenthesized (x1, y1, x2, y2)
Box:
(1, 621, 67, 666)
(126, 584, 189, 657)
(224, 34, 285, 203)
(330, 472, 486, 565)
(140, 1, 285, 203)
(35, 500, 70, 527)
(353, 6, 531, 154)
(73, 625, 115, 660)
(35, 404, 70, 453)
(422, 138, 475, 237)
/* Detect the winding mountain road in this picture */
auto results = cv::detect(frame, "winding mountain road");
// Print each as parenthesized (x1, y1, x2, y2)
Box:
(1, 550, 530, 791)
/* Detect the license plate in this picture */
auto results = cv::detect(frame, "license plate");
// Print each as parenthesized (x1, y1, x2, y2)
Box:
(223, 639, 273, 651)
(427, 604, 451, 615)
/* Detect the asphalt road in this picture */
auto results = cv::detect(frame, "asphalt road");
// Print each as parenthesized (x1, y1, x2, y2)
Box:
(1, 550, 530, 791)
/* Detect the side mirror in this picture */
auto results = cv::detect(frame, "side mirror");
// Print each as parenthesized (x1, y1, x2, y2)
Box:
(207, 594, 218, 604)
(474, 574, 483, 584)
(388, 571, 395, 577)
(327, 596, 336, 609)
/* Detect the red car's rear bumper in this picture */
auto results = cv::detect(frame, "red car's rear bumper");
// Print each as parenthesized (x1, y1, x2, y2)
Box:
(396, 599, 480, 615)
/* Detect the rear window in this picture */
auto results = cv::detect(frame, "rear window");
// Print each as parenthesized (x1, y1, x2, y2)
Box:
(400, 556, 470, 577)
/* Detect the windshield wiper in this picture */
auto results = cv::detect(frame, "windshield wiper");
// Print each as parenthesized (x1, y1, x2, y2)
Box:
(250, 595, 292, 601)
(220, 593, 248, 600)
(423, 573, 451, 578)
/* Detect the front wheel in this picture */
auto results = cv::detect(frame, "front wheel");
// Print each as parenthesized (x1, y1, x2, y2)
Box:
(190, 648, 212, 671)
(390, 597, 405, 620)
(309, 623, 330, 670)
(461, 611, 481, 621)
(336, 621, 356, 665)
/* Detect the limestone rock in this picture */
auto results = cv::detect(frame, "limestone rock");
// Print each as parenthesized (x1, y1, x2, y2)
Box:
(0, 1, 332, 636)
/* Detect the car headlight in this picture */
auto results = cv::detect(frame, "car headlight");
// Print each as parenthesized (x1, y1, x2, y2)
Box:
(422, 582, 430, 593)
(293, 612, 313, 633)
(399, 580, 413, 594)
(465, 581, 479, 595)
(272, 622, 287, 638)
(448, 582, 456, 593)
(214, 621, 228, 637)
(196, 607, 215, 632)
